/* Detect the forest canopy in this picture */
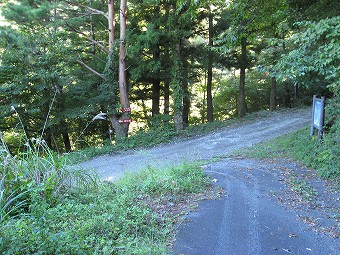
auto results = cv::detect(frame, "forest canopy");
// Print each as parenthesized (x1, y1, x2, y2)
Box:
(0, 0, 339, 152)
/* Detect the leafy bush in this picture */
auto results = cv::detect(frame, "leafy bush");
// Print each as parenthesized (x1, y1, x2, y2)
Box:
(273, 16, 340, 97)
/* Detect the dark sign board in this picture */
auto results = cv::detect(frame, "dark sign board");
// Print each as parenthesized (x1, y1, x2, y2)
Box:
(310, 95, 325, 142)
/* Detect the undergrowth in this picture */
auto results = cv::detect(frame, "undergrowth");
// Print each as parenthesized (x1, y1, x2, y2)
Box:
(0, 163, 212, 255)
(0, 107, 214, 254)
(0, 134, 97, 224)
(288, 175, 318, 202)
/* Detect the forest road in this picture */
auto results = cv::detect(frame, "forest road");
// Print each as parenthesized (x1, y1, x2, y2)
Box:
(80, 108, 311, 180)
(80, 107, 340, 254)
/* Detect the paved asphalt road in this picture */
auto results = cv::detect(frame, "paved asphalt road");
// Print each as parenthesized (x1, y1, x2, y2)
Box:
(172, 159, 339, 255)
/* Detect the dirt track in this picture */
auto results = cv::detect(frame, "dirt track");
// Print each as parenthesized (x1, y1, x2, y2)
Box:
(80, 108, 311, 180)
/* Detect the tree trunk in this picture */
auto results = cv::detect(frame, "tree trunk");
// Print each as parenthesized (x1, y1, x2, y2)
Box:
(152, 45, 161, 117)
(202, 90, 206, 123)
(163, 80, 170, 115)
(295, 84, 299, 99)
(116, 0, 130, 141)
(183, 80, 190, 127)
(152, 6, 161, 116)
(207, 12, 214, 122)
(284, 81, 291, 108)
(270, 77, 277, 111)
(238, 38, 247, 118)
(108, 0, 115, 48)
(61, 126, 71, 152)
(172, 43, 184, 132)
(282, 36, 291, 108)
(45, 127, 53, 150)
(152, 79, 161, 116)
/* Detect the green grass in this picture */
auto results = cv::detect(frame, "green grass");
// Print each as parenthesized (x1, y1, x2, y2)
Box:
(288, 176, 318, 202)
(236, 127, 339, 179)
(1, 121, 216, 254)
(0, 163, 214, 255)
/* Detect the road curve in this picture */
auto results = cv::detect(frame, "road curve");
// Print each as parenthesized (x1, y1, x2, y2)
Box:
(80, 108, 311, 180)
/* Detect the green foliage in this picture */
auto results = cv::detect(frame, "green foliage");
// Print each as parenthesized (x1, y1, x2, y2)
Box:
(116, 114, 176, 149)
(171, 56, 185, 114)
(0, 133, 97, 224)
(0, 0, 338, 153)
(0, 177, 28, 225)
(101, 47, 120, 115)
(239, 127, 339, 179)
(272, 17, 340, 97)
(288, 176, 318, 202)
(0, 162, 210, 254)
(287, 0, 340, 21)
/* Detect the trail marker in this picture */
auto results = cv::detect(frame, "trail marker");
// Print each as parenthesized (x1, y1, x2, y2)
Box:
(310, 95, 325, 142)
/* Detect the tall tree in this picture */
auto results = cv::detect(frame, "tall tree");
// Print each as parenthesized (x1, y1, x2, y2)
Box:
(0, 0, 77, 151)
(206, 11, 214, 122)
(117, 0, 131, 139)
(217, 0, 287, 117)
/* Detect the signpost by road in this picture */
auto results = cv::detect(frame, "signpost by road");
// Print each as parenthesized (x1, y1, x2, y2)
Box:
(310, 95, 325, 142)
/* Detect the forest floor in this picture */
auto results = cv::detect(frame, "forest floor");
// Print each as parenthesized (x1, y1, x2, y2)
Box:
(80, 108, 340, 254)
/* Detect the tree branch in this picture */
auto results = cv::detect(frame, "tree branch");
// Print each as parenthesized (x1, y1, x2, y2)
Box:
(64, 0, 108, 19)
(76, 60, 106, 79)
(86, 6, 108, 19)
(66, 23, 109, 54)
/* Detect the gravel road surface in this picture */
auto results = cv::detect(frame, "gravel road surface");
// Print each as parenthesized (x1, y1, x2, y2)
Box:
(80, 108, 311, 180)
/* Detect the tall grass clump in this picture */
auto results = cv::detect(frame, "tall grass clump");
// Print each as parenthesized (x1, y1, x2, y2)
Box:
(1, 135, 97, 218)
(0, 127, 97, 226)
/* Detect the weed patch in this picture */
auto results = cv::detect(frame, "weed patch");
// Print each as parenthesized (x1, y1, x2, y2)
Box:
(0, 163, 214, 254)
(236, 127, 339, 179)
(288, 176, 318, 202)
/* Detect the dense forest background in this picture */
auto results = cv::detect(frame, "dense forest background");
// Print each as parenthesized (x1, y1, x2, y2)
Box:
(0, 0, 339, 152)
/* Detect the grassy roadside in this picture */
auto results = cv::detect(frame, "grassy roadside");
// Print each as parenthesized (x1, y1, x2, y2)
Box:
(232, 125, 339, 206)
(235, 127, 339, 179)
(0, 161, 218, 255)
